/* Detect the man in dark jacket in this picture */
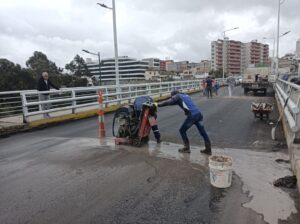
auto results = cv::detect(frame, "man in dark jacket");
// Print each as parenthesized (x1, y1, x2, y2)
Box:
(158, 90, 211, 154)
(205, 76, 213, 99)
(37, 72, 59, 118)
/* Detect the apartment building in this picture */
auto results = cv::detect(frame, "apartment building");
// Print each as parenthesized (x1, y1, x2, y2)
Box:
(211, 38, 242, 74)
(211, 39, 269, 75)
(243, 40, 269, 69)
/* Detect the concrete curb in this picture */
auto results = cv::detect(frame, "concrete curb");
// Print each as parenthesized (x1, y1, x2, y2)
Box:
(0, 123, 27, 137)
(0, 89, 200, 137)
(275, 94, 300, 191)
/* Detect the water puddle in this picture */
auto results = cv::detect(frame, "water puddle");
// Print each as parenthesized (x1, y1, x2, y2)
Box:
(54, 137, 297, 224)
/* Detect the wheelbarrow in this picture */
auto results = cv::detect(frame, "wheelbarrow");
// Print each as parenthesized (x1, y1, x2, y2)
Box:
(251, 102, 273, 120)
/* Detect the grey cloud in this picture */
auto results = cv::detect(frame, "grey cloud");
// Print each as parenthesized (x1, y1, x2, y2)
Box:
(0, 0, 299, 68)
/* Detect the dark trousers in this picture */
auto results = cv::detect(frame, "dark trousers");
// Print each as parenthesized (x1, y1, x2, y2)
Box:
(206, 87, 212, 98)
(179, 113, 210, 145)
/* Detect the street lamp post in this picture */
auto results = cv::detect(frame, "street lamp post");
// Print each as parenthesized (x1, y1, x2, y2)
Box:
(222, 27, 239, 81)
(98, 0, 120, 93)
(82, 49, 102, 86)
(82, 49, 106, 138)
(276, 0, 287, 77)
(264, 31, 290, 75)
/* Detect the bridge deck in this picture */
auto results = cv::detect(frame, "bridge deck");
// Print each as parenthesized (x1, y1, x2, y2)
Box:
(0, 86, 299, 224)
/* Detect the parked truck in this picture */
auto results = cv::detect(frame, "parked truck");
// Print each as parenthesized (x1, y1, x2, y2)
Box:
(242, 67, 271, 96)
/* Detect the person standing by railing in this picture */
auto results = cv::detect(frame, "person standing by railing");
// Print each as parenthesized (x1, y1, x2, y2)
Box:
(37, 72, 59, 118)
(205, 76, 213, 99)
(214, 80, 220, 96)
(226, 76, 235, 97)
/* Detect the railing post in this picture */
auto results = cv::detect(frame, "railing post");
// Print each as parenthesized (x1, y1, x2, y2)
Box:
(294, 90, 300, 143)
(71, 90, 76, 114)
(160, 82, 162, 97)
(20, 92, 28, 123)
(118, 86, 122, 105)
(147, 84, 151, 95)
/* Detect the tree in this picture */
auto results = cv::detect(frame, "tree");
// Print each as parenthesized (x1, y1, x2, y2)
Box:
(65, 55, 91, 77)
(0, 59, 36, 91)
(209, 69, 223, 78)
(26, 51, 61, 79)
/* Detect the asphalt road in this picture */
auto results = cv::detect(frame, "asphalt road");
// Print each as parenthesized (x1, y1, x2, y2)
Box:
(21, 86, 283, 150)
(0, 86, 299, 224)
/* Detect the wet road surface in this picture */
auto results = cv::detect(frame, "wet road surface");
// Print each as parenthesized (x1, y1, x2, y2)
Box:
(0, 86, 299, 224)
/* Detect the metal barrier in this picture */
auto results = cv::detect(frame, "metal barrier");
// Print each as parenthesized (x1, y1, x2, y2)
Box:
(0, 90, 37, 121)
(0, 78, 228, 123)
(15, 80, 201, 122)
(275, 78, 300, 141)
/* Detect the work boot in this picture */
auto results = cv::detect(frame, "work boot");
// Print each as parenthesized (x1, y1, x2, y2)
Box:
(200, 142, 212, 155)
(156, 138, 161, 144)
(178, 144, 190, 153)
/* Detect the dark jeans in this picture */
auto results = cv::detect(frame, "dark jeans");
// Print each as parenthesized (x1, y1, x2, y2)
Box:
(179, 113, 210, 145)
(206, 87, 212, 98)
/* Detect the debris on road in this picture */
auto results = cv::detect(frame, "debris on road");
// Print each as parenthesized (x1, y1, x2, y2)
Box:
(273, 175, 297, 189)
(275, 159, 290, 164)
(251, 102, 273, 111)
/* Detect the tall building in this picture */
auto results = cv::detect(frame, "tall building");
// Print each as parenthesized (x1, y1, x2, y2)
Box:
(86, 56, 149, 85)
(211, 38, 242, 74)
(243, 40, 269, 68)
(211, 39, 269, 75)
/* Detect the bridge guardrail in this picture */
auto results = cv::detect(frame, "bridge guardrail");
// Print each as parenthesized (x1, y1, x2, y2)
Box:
(0, 78, 227, 123)
(18, 80, 203, 122)
(275, 79, 300, 139)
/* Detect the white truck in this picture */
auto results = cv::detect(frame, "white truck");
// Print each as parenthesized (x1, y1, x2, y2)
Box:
(242, 67, 271, 96)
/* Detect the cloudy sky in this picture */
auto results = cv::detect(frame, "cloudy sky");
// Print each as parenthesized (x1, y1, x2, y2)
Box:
(0, 0, 299, 68)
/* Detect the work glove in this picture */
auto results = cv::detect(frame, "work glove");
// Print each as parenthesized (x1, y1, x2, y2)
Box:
(154, 102, 158, 107)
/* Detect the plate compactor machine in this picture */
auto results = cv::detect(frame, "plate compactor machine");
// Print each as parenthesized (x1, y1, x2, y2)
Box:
(112, 97, 158, 146)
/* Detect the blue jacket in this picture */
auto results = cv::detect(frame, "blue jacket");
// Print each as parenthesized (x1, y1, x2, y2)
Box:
(158, 93, 201, 117)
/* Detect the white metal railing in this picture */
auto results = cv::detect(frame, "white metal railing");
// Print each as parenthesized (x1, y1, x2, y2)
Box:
(275, 79, 300, 139)
(18, 80, 203, 122)
(0, 78, 228, 123)
(0, 90, 37, 120)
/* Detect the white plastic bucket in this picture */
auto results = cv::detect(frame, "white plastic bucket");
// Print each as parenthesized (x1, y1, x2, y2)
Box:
(209, 155, 233, 188)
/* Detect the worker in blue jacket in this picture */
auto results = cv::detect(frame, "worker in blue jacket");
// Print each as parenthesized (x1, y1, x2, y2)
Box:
(158, 89, 211, 154)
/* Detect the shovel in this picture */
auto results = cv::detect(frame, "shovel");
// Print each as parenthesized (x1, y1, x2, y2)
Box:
(271, 96, 289, 140)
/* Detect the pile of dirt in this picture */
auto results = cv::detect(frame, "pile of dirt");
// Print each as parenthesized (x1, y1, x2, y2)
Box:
(273, 175, 297, 189)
